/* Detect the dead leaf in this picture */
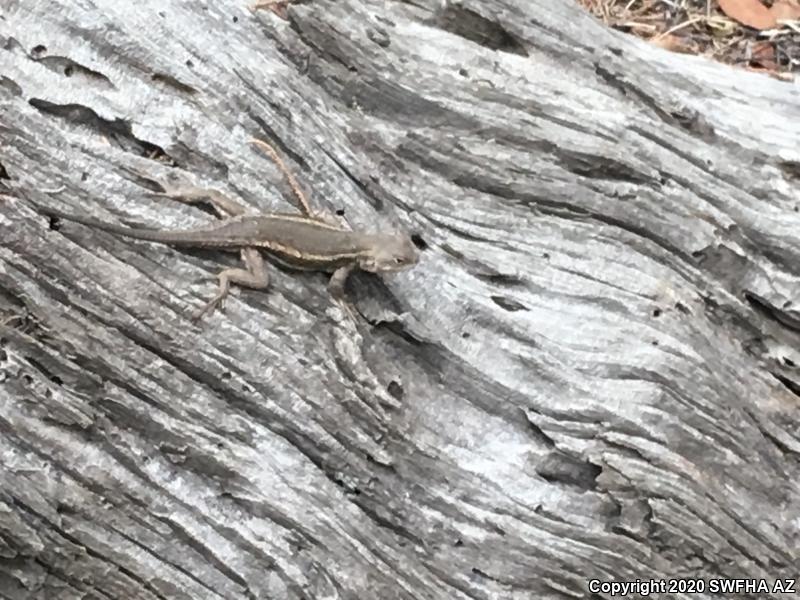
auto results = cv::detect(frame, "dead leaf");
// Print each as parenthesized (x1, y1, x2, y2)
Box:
(719, 0, 775, 29)
(749, 40, 777, 69)
(772, 0, 800, 22)
(719, 0, 800, 30)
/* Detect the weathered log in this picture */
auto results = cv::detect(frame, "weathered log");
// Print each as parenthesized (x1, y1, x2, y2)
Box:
(1, 0, 799, 598)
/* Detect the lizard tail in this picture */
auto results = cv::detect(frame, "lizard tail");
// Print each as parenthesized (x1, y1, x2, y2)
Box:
(35, 205, 228, 247)
(38, 206, 135, 233)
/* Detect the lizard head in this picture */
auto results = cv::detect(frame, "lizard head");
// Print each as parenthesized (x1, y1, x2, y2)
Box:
(358, 233, 419, 273)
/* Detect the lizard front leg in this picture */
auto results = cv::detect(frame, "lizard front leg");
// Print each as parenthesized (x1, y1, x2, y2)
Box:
(250, 138, 313, 217)
(249, 138, 350, 229)
(194, 248, 269, 320)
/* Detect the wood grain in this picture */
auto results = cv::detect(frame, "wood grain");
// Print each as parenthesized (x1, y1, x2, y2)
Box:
(1, 0, 799, 598)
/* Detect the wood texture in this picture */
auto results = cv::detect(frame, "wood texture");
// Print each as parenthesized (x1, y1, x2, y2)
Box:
(1, 0, 799, 598)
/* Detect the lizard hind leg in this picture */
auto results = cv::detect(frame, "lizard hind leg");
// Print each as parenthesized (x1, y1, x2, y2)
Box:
(158, 188, 248, 219)
(130, 167, 250, 219)
(193, 249, 269, 321)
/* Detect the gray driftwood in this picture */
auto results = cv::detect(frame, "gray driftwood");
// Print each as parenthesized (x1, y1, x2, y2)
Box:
(1, 0, 799, 598)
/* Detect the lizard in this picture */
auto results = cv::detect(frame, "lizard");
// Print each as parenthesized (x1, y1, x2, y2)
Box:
(38, 139, 420, 320)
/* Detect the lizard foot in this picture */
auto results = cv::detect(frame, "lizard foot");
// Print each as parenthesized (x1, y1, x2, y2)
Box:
(192, 293, 226, 322)
(192, 273, 232, 321)
(335, 298, 359, 327)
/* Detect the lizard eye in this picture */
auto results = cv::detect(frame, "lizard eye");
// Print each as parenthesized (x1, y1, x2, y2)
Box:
(395, 257, 405, 264)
